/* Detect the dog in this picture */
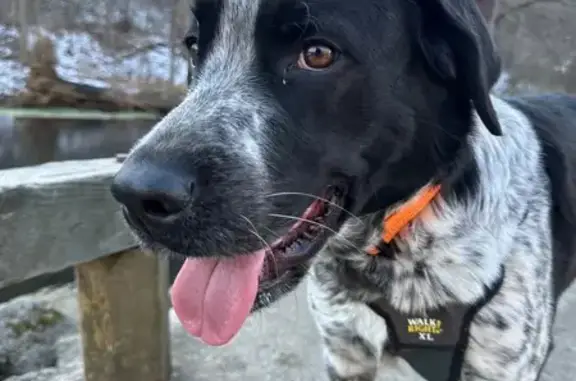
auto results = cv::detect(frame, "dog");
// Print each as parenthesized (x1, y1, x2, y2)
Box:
(110, 0, 576, 379)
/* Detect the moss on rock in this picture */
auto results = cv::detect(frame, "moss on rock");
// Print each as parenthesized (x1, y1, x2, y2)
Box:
(6, 307, 64, 338)
(0, 301, 72, 379)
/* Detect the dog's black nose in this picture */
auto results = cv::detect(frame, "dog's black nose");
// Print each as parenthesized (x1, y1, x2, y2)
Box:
(111, 158, 195, 222)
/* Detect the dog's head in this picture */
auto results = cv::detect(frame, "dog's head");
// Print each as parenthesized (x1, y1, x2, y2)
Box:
(111, 0, 501, 345)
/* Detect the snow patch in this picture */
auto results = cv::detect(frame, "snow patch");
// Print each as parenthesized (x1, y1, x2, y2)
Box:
(0, 24, 188, 97)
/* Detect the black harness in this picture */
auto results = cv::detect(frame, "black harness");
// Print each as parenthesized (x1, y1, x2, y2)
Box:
(367, 267, 505, 381)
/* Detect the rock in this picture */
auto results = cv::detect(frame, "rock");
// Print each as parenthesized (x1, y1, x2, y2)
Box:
(0, 300, 74, 379)
(52, 335, 86, 380)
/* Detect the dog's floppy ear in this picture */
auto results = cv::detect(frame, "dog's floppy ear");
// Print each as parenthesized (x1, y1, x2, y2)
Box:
(417, 0, 503, 136)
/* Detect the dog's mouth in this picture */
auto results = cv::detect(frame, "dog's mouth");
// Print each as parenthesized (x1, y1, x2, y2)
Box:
(170, 185, 348, 347)
(259, 186, 345, 287)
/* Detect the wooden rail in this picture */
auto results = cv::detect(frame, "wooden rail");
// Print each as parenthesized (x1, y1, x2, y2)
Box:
(0, 158, 171, 381)
(0, 107, 161, 120)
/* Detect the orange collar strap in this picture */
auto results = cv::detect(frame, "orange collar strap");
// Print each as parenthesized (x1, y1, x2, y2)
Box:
(367, 184, 441, 256)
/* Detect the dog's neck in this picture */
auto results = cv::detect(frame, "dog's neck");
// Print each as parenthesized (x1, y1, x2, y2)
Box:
(359, 95, 483, 221)
(318, 96, 545, 312)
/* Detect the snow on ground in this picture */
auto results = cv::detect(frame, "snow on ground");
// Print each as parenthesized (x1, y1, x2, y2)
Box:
(0, 59, 29, 97)
(0, 23, 188, 97)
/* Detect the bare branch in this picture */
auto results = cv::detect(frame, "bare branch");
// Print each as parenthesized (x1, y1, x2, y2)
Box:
(118, 42, 168, 59)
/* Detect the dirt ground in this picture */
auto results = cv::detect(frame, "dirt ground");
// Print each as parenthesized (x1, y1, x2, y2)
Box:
(4, 280, 575, 381)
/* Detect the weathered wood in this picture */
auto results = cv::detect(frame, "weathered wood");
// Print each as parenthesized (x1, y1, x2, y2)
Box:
(0, 158, 136, 288)
(76, 248, 171, 381)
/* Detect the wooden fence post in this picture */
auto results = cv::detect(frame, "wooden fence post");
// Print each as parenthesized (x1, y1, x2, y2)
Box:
(75, 248, 171, 381)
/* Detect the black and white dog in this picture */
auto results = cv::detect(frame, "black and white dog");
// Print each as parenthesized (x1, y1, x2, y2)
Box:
(110, 0, 576, 379)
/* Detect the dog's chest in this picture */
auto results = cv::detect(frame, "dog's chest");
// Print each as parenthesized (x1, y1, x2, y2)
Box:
(306, 214, 554, 380)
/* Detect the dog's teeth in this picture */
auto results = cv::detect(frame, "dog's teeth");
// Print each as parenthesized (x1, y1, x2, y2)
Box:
(275, 240, 288, 251)
(302, 231, 315, 240)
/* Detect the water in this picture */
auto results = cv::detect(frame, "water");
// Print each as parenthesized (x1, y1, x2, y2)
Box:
(0, 112, 158, 169)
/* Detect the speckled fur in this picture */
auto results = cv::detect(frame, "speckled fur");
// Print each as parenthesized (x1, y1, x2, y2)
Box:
(307, 98, 554, 380)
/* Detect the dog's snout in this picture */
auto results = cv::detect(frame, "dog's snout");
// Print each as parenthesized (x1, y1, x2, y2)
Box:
(111, 159, 195, 223)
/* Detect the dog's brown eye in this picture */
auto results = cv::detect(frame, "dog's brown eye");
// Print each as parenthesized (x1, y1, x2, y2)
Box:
(297, 44, 336, 70)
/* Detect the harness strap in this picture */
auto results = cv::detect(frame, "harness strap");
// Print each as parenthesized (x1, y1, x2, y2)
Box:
(367, 266, 505, 381)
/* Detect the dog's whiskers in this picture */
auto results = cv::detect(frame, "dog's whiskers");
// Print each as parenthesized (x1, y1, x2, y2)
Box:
(261, 225, 282, 240)
(264, 191, 364, 226)
(240, 215, 278, 275)
(267, 213, 364, 254)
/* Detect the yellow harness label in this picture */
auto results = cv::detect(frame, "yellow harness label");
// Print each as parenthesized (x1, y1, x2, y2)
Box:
(406, 318, 444, 341)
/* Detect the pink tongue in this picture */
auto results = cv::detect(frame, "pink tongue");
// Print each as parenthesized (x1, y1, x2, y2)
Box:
(170, 250, 266, 346)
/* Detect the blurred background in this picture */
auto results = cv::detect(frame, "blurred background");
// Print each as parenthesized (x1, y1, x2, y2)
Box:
(0, 0, 192, 111)
(491, 0, 576, 93)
